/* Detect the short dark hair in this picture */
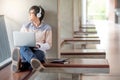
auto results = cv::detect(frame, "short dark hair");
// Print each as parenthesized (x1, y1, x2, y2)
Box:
(29, 5, 45, 22)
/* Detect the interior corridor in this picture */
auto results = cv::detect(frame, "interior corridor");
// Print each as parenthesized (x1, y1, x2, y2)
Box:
(29, 20, 120, 80)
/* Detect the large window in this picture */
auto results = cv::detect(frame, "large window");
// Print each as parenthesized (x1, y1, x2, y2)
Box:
(0, 15, 11, 69)
(87, 0, 108, 21)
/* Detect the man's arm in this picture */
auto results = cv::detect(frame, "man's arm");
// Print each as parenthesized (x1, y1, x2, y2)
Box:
(37, 29, 52, 51)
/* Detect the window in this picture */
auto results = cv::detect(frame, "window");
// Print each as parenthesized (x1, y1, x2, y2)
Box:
(0, 15, 11, 69)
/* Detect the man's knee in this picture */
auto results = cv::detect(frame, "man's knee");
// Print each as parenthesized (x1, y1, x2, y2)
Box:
(20, 46, 30, 52)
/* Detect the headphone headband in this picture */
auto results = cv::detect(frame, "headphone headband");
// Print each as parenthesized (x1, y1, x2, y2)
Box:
(37, 7, 42, 18)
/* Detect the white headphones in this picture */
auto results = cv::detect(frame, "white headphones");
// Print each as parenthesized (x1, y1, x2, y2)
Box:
(37, 7, 42, 18)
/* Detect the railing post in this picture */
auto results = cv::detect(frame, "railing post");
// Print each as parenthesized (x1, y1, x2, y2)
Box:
(72, 74, 82, 80)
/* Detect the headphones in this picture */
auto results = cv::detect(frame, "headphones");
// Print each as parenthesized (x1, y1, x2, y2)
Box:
(37, 7, 42, 18)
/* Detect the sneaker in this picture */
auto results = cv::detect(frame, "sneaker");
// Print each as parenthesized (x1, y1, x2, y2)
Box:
(11, 47, 21, 72)
(30, 58, 45, 71)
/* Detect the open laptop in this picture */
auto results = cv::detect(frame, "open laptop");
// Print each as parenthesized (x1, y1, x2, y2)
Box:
(13, 31, 36, 47)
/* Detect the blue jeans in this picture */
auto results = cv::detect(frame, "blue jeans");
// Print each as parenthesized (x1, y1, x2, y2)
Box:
(20, 46, 45, 63)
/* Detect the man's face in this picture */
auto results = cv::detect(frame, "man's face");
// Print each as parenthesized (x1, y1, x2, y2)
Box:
(29, 9, 37, 21)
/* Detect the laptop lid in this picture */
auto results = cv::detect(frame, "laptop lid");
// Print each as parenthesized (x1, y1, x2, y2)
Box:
(13, 31, 36, 47)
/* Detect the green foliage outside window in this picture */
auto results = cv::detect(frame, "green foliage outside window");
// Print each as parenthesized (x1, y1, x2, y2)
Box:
(87, 0, 107, 20)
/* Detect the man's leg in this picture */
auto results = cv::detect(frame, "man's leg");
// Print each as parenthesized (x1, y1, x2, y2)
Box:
(20, 46, 45, 71)
(20, 46, 37, 63)
(30, 50, 45, 71)
(33, 50, 45, 62)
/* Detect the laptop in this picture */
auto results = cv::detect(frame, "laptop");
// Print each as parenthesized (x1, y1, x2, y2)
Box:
(13, 31, 36, 47)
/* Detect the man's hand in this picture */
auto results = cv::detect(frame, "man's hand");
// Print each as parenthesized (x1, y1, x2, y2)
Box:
(34, 44, 40, 50)
(36, 44, 40, 48)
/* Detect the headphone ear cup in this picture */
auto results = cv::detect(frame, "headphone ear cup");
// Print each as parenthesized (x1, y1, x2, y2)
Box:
(37, 7, 42, 18)
(37, 13, 41, 18)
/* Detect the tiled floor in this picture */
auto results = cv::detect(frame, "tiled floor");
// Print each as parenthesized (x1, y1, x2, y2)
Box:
(29, 21, 120, 80)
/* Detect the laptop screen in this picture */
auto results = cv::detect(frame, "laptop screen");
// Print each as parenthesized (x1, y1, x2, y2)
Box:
(13, 31, 36, 47)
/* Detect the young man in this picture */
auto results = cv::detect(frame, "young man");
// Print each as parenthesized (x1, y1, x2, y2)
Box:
(12, 5, 52, 72)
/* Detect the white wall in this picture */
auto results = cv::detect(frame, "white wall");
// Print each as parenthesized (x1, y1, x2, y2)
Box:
(81, 0, 87, 24)
(73, 0, 82, 31)
(0, 0, 58, 58)
(59, 0, 73, 39)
